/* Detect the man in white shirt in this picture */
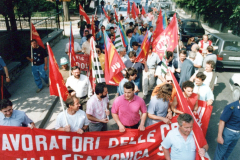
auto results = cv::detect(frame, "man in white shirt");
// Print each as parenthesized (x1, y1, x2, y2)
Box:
(65, 41, 82, 55)
(119, 47, 129, 63)
(142, 14, 149, 25)
(191, 44, 203, 71)
(125, 14, 135, 28)
(55, 96, 89, 134)
(86, 83, 109, 131)
(66, 66, 92, 111)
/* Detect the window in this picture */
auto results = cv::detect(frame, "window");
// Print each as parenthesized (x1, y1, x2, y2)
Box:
(185, 21, 200, 28)
(223, 41, 240, 52)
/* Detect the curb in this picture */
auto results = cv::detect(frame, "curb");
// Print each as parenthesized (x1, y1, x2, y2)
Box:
(38, 97, 59, 129)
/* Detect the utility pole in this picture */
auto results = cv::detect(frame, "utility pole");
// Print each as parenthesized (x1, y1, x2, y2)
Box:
(56, 0, 60, 29)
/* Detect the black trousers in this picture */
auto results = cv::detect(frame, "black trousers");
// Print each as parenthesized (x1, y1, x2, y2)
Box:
(0, 71, 11, 100)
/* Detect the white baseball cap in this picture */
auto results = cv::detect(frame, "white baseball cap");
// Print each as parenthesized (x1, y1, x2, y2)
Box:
(60, 57, 68, 65)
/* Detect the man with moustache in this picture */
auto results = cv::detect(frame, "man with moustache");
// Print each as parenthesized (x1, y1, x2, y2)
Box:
(86, 83, 110, 131)
(66, 66, 92, 112)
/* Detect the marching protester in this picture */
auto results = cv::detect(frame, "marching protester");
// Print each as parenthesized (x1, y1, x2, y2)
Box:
(193, 72, 214, 106)
(214, 97, 240, 160)
(80, 30, 89, 48)
(198, 34, 212, 56)
(78, 15, 87, 38)
(135, 14, 143, 26)
(118, 67, 139, 96)
(173, 50, 187, 82)
(142, 46, 160, 99)
(125, 14, 135, 28)
(112, 82, 147, 132)
(86, 83, 109, 132)
(65, 41, 82, 55)
(191, 44, 203, 71)
(146, 84, 173, 126)
(162, 113, 209, 160)
(82, 34, 93, 55)
(125, 29, 137, 52)
(202, 46, 217, 68)
(106, 18, 115, 31)
(127, 42, 141, 56)
(55, 96, 89, 134)
(137, 28, 147, 45)
(95, 45, 105, 71)
(59, 57, 70, 83)
(0, 99, 35, 128)
(119, 47, 129, 63)
(96, 25, 105, 50)
(0, 56, 11, 99)
(26, 39, 49, 93)
(66, 66, 92, 112)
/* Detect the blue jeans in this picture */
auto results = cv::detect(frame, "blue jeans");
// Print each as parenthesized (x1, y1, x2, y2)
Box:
(80, 29, 84, 38)
(32, 64, 49, 89)
(214, 127, 240, 160)
(134, 77, 140, 95)
(148, 21, 152, 27)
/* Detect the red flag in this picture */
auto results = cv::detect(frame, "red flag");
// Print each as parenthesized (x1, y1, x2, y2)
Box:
(47, 43, 69, 101)
(31, 23, 45, 49)
(104, 31, 125, 86)
(141, 6, 146, 15)
(131, 4, 136, 19)
(102, 7, 111, 22)
(91, 15, 96, 40)
(152, 10, 164, 44)
(133, 2, 139, 15)
(127, 0, 130, 16)
(170, 71, 208, 160)
(79, 4, 90, 24)
(69, 22, 77, 67)
(135, 32, 150, 63)
(114, 8, 118, 23)
(152, 14, 178, 60)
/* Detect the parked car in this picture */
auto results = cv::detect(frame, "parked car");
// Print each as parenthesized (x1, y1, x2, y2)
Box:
(180, 19, 205, 41)
(229, 74, 240, 101)
(207, 33, 240, 69)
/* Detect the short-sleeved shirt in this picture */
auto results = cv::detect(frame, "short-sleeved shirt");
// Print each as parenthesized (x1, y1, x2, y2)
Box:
(147, 14, 154, 21)
(86, 94, 109, 123)
(193, 83, 214, 101)
(137, 35, 145, 44)
(124, 60, 144, 79)
(155, 62, 175, 85)
(111, 95, 147, 126)
(28, 46, 48, 66)
(118, 78, 135, 96)
(96, 31, 104, 44)
(78, 20, 87, 30)
(220, 100, 240, 130)
(55, 110, 89, 132)
(203, 71, 217, 87)
(177, 93, 198, 112)
(152, 83, 177, 103)
(65, 42, 81, 53)
(193, 52, 203, 70)
(161, 128, 196, 160)
(121, 54, 129, 63)
(0, 110, 33, 127)
(147, 53, 161, 69)
(146, 96, 169, 126)
(0, 56, 6, 71)
(202, 54, 217, 68)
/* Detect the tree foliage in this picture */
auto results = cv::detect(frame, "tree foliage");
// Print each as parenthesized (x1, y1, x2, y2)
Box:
(175, 0, 240, 35)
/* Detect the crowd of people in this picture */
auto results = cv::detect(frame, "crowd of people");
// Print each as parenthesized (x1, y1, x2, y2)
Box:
(0, 1, 240, 160)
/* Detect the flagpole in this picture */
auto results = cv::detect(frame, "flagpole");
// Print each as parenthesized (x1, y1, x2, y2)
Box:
(30, 19, 33, 66)
(92, 38, 103, 83)
(69, 22, 72, 77)
(177, 18, 180, 69)
(56, 83, 69, 126)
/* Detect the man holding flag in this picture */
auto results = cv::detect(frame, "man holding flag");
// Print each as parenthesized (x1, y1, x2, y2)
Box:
(162, 113, 209, 160)
(26, 39, 49, 93)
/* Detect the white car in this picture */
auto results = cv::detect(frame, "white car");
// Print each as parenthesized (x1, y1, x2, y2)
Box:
(229, 74, 240, 101)
(117, 5, 128, 19)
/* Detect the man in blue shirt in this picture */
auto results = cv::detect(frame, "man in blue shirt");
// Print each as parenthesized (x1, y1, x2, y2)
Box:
(127, 42, 141, 56)
(96, 25, 105, 50)
(126, 29, 137, 53)
(0, 99, 35, 128)
(162, 113, 208, 160)
(137, 28, 147, 46)
(80, 30, 89, 48)
(214, 98, 240, 160)
(118, 68, 139, 96)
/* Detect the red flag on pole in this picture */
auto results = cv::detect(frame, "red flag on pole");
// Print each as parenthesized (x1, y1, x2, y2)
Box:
(141, 6, 146, 15)
(114, 8, 118, 23)
(135, 32, 150, 63)
(69, 22, 77, 67)
(47, 43, 69, 101)
(91, 15, 96, 40)
(131, 4, 136, 19)
(79, 4, 90, 24)
(133, 2, 139, 15)
(127, 0, 130, 16)
(152, 10, 164, 44)
(31, 23, 45, 49)
(152, 14, 178, 60)
(104, 31, 125, 86)
(102, 7, 111, 22)
(170, 70, 208, 160)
